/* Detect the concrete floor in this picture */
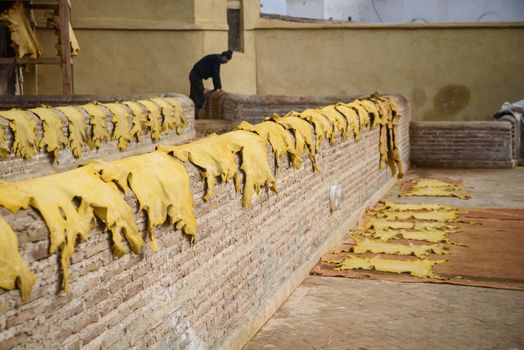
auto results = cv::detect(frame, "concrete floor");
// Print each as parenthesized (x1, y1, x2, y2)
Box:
(244, 167, 524, 350)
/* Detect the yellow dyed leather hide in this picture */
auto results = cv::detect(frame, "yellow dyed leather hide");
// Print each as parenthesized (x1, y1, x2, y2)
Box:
(331, 255, 445, 279)
(137, 99, 163, 141)
(0, 109, 38, 159)
(29, 107, 68, 160)
(0, 165, 144, 291)
(0, 2, 43, 58)
(100, 103, 132, 151)
(90, 151, 197, 249)
(236, 120, 300, 171)
(80, 103, 111, 149)
(55, 106, 88, 157)
(0, 215, 36, 300)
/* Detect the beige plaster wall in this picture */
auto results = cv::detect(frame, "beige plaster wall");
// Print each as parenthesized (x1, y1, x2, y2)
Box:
(29, 0, 258, 96)
(254, 21, 524, 120)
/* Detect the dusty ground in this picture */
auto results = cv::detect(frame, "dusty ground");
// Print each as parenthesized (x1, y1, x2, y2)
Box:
(244, 168, 524, 350)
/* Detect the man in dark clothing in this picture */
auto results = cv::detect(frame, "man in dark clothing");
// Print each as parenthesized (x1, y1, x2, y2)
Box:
(189, 50, 233, 116)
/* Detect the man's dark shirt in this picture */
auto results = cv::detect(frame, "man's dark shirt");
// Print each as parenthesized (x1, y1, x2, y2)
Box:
(191, 54, 222, 90)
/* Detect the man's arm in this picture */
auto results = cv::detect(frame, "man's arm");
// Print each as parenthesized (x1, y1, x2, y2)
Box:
(212, 58, 222, 90)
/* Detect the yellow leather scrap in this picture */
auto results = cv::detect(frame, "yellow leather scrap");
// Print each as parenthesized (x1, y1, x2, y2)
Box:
(236, 120, 300, 171)
(149, 97, 185, 134)
(159, 134, 240, 201)
(123, 100, 148, 141)
(268, 114, 316, 170)
(163, 97, 189, 129)
(91, 151, 197, 250)
(55, 106, 88, 157)
(352, 237, 449, 257)
(363, 227, 454, 244)
(346, 101, 371, 130)
(226, 130, 277, 207)
(376, 210, 459, 222)
(320, 105, 349, 141)
(137, 99, 163, 141)
(80, 103, 111, 149)
(382, 201, 457, 212)
(0, 125, 8, 158)
(0, 215, 36, 301)
(0, 165, 144, 291)
(0, 2, 43, 58)
(101, 103, 133, 151)
(330, 255, 445, 279)
(29, 107, 67, 160)
(402, 179, 470, 199)
(356, 99, 381, 129)
(297, 109, 333, 150)
(334, 103, 361, 142)
(69, 23, 80, 56)
(366, 219, 457, 231)
(0, 109, 38, 159)
(160, 130, 276, 207)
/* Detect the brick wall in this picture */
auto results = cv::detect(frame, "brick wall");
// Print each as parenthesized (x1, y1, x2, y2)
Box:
(0, 93, 195, 181)
(201, 91, 357, 122)
(0, 96, 409, 349)
(410, 121, 516, 168)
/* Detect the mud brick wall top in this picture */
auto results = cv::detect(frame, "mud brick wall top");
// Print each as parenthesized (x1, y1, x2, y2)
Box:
(410, 121, 515, 168)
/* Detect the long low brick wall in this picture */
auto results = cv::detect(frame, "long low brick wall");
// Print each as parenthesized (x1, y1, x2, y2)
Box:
(201, 91, 361, 123)
(0, 93, 195, 181)
(0, 95, 409, 349)
(410, 121, 516, 168)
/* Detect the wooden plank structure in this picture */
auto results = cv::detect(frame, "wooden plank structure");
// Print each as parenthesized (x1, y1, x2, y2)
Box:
(0, 0, 73, 94)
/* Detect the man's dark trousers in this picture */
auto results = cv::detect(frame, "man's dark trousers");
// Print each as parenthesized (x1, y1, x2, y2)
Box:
(189, 70, 204, 116)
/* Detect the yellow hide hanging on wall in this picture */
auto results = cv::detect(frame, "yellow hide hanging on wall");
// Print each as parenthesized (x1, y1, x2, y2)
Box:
(267, 114, 316, 170)
(236, 120, 300, 171)
(136, 99, 163, 141)
(0, 2, 43, 58)
(79, 103, 111, 149)
(29, 107, 68, 160)
(89, 151, 197, 250)
(0, 165, 144, 291)
(0, 109, 38, 159)
(149, 97, 187, 134)
(55, 106, 89, 157)
(0, 125, 8, 158)
(122, 100, 149, 141)
(159, 130, 277, 207)
(0, 215, 36, 300)
(100, 103, 133, 151)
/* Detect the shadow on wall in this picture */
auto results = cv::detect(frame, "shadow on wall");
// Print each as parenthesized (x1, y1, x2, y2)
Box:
(422, 85, 472, 120)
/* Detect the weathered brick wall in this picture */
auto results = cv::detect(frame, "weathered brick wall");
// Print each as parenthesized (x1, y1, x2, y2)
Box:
(0, 93, 195, 181)
(410, 121, 516, 168)
(0, 96, 409, 350)
(201, 91, 357, 122)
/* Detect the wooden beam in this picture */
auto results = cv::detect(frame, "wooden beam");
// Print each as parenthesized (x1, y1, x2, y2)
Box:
(59, 0, 73, 95)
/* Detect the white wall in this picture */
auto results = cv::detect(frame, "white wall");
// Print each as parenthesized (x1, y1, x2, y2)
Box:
(260, 0, 287, 15)
(287, 0, 524, 23)
(286, 0, 325, 19)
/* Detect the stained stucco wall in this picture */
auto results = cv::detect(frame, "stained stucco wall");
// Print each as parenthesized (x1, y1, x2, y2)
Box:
(254, 20, 524, 120)
(30, 0, 258, 96)
(24, 1, 524, 122)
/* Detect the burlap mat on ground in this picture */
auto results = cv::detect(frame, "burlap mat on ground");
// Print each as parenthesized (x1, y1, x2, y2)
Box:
(311, 208, 524, 291)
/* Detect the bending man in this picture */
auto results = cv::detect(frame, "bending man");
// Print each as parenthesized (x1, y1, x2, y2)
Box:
(189, 50, 233, 116)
